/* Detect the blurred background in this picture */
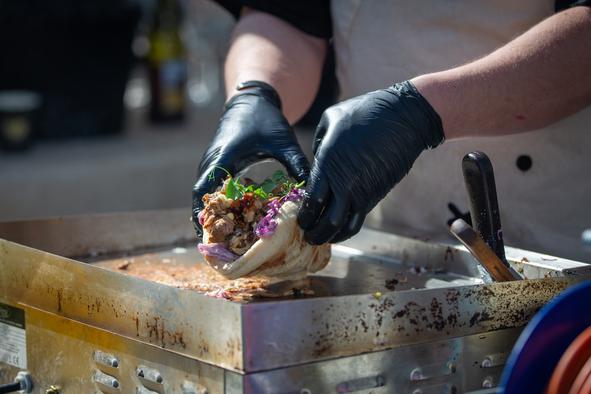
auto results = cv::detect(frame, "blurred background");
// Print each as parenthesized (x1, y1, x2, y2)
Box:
(0, 0, 336, 221)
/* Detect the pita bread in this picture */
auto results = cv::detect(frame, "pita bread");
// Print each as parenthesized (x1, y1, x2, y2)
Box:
(202, 200, 331, 280)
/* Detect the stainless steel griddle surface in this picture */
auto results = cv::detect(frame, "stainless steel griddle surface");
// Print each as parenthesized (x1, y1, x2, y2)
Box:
(2, 209, 589, 373)
(93, 244, 483, 302)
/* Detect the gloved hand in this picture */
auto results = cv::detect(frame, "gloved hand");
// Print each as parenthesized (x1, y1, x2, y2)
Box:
(192, 81, 310, 240)
(298, 80, 445, 244)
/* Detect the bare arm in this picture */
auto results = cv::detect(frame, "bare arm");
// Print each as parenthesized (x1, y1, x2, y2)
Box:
(224, 8, 327, 124)
(412, 6, 591, 140)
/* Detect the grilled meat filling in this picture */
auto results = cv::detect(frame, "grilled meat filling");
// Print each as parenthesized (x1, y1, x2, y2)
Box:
(201, 179, 270, 256)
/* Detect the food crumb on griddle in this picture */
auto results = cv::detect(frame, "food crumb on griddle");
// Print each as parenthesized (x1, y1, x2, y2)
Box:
(100, 258, 315, 302)
(385, 278, 399, 291)
(116, 260, 132, 270)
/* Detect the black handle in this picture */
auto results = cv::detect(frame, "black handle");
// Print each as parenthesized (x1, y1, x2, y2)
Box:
(0, 382, 22, 394)
(461, 151, 507, 263)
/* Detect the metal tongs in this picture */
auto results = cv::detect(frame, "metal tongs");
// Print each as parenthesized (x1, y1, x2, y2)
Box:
(450, 151, 521, 282)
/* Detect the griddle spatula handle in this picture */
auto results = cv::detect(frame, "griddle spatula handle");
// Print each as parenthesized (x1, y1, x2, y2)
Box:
(450, 218, 520, 281)
(462, 151, 507, 263)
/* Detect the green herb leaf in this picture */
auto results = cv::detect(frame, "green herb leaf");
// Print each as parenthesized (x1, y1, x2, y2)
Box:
(272, 170, 288, 185)
(234, 178, 245, 199)
(253, 188, 268, 199)
(220, 169, 301, 201)
(226, 179, 238, 199)
(260, 179, 276, 194)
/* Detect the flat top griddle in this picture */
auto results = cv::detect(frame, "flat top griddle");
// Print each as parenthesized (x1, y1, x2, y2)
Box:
(1, 209, 589, 373)
(93, 244, 482, 302)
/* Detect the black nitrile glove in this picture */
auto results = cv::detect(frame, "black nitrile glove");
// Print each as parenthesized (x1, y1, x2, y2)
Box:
(192, 81, 310, 240)
(298, 81, 445, 244)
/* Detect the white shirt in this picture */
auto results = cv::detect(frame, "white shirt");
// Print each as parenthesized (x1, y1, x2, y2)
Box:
(331, 0, 591, 261)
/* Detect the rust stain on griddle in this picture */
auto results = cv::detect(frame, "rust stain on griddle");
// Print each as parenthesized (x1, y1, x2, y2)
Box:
(144, 315, 187, 349)
(225, 337, 242, 368)
(308, 279, 571, 358)
(196, 334, 210, 355)
(56, 289, 63, 312)
(133, 315, 140, 337)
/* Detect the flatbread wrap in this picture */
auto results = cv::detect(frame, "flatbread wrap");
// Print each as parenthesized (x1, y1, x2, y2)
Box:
(197, 170, 331, 280)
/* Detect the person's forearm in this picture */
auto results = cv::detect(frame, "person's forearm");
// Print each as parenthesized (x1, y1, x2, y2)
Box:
(412, 6, 591, 139)
(224, 8, 327, 124)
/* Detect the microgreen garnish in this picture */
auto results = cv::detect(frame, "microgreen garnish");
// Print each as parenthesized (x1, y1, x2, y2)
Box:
(207, 167, 305, 201)
(208, 166, 231, 182)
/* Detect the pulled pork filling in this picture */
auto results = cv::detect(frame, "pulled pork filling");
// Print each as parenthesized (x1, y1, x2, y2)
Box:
(200, 178, 270, 256)
(198, 172, 306, 262)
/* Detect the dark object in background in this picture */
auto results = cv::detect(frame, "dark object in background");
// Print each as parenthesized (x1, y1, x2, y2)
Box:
(0, 1, 140, 140)
(148, 0, 187, 124)
(0, 90, 41, 151)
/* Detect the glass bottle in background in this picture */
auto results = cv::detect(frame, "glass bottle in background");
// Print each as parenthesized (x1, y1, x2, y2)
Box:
(0, 91, 41, 152)
(148, 0, 187, 124)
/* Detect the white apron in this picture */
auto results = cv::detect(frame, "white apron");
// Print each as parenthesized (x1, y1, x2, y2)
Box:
(331, 0, 591, 261)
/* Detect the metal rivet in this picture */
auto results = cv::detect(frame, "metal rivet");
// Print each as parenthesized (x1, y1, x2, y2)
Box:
(93, 370, 120, 390)
(410, 368, 424, 381)
(448, 362, 456, 373)
(93, 350, 120, 369)
(136, 365, 163, 385)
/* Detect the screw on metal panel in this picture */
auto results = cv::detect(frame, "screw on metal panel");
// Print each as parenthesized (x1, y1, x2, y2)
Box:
(410, 368, 424, 381)
(93, 369, 120, 390)
(482, 377, 494, 388)
(300, 389, 312, 394)
(481, 357, 492, 368)
(136, 365, 163, 385)
(45, 385, 61, 394)
(447, 362, 456, 374)
(92, 350, 120, 369)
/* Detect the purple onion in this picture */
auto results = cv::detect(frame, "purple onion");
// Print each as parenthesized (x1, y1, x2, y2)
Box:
(254, 215, 277, 238)
(254, 187, 304, 238)
(286, 187, 305, 202)
(197, 243, 239, 262)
